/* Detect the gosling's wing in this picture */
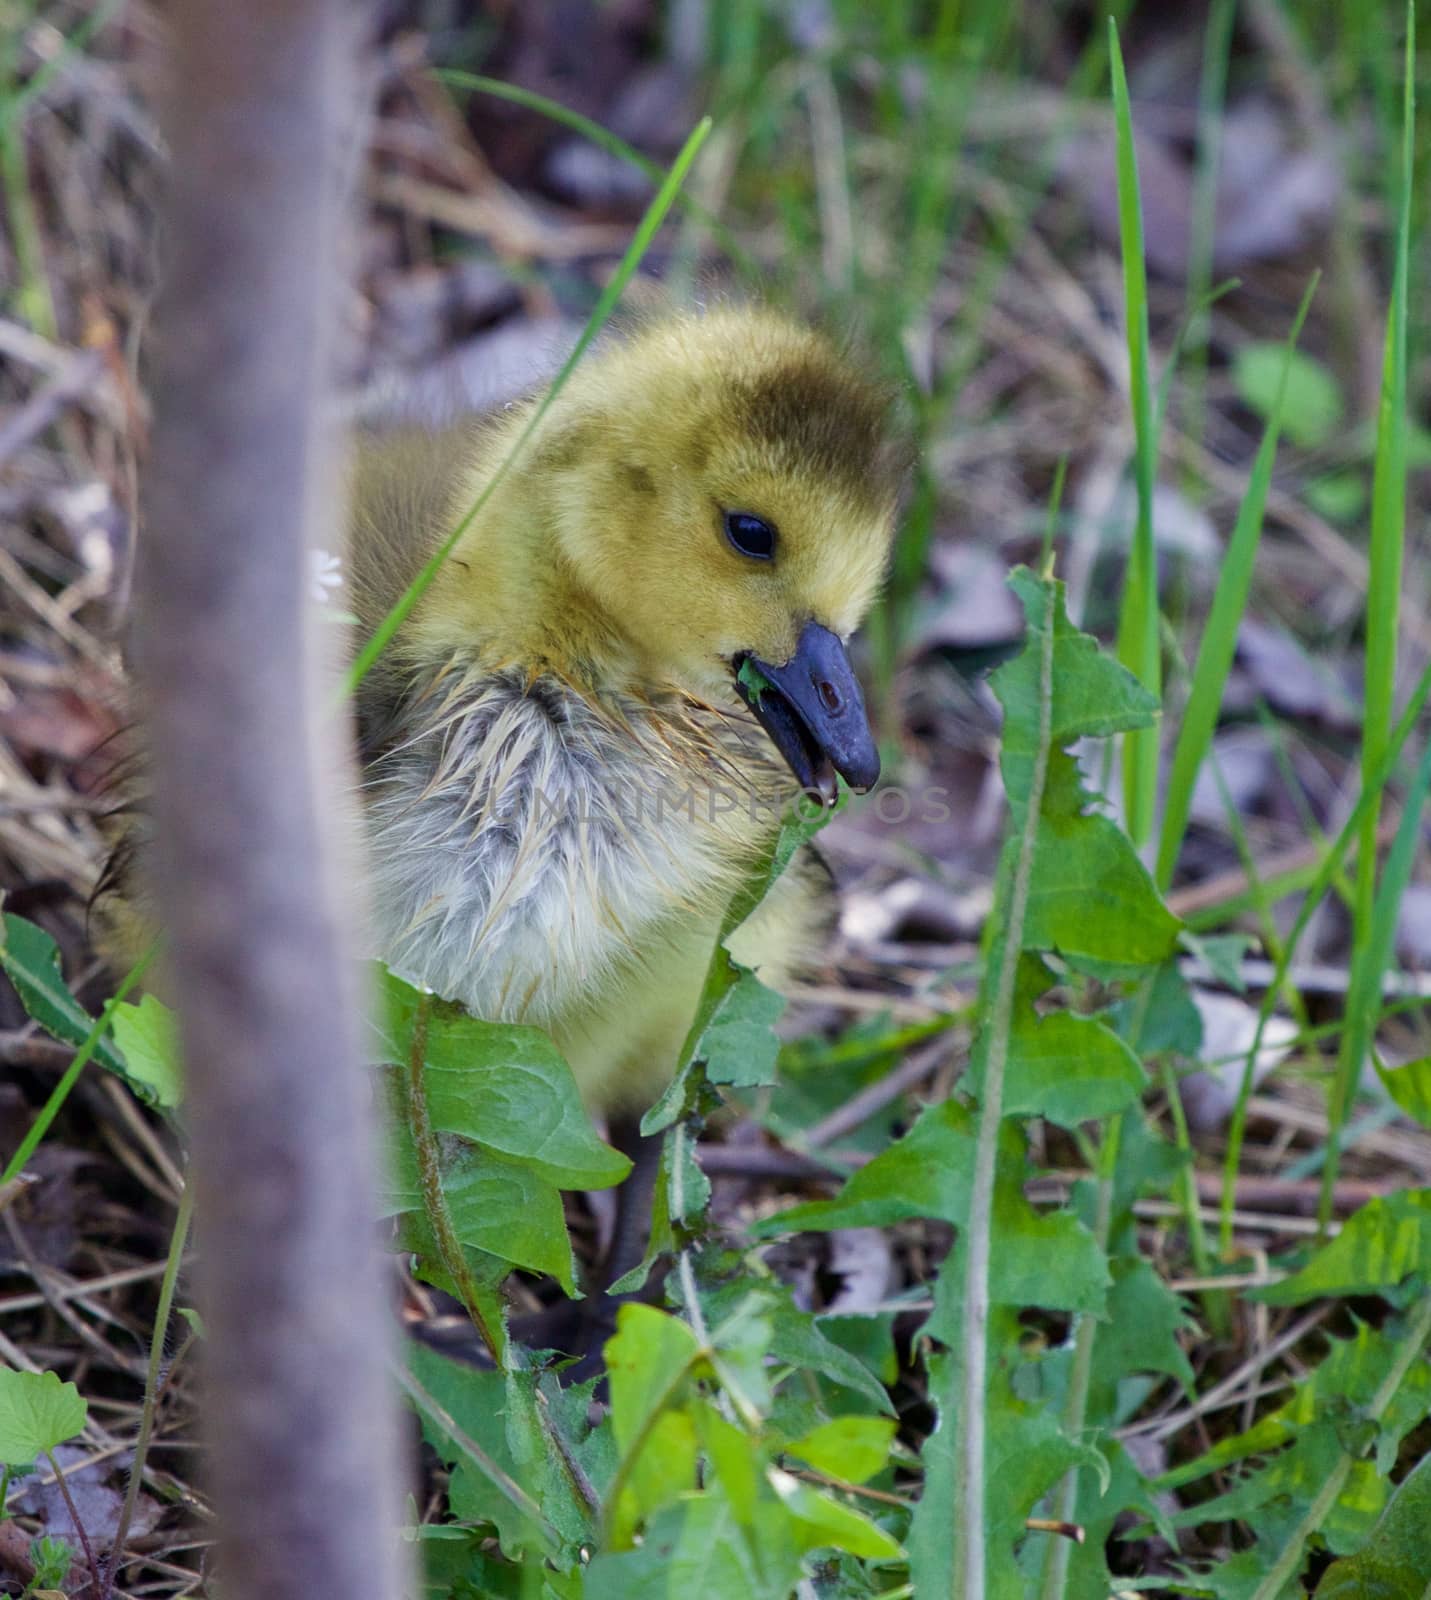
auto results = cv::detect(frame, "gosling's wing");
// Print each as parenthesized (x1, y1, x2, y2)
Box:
(346, 422, 484, 637)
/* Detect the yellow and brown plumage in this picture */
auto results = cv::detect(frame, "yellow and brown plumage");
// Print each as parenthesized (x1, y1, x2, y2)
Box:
(108, 306, 904, 1117)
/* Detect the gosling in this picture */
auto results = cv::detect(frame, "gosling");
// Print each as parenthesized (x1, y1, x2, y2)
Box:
(348, 307, 903, 1119)
(102, 307, 903, 1301)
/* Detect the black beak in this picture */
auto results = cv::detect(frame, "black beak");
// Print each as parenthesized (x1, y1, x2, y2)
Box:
(734, 621, 880, 807)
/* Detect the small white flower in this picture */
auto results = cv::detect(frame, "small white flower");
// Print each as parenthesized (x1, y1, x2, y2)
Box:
(310, 548, 344, 604)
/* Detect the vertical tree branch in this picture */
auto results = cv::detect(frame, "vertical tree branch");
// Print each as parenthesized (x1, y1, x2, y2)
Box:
(135, 6, 408, 1598)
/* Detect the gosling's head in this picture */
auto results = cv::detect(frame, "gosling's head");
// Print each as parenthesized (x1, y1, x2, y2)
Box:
(533, 310, 906, 799)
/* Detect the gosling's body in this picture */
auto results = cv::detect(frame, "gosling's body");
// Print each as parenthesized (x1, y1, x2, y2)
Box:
(108, 308, 901, 1115)
(357, 655, 815, 1110)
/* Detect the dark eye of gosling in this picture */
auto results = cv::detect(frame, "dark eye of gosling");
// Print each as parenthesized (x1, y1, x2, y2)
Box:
(724, 510, 777, 561)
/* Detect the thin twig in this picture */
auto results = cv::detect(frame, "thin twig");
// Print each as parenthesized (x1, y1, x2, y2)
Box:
(105, 1182, 193, 1600)
(44, 1445, 103, 1598)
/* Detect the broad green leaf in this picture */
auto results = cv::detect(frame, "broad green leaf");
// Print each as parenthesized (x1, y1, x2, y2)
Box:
(756, 1098, 974, 1231)
(1316, 1451, 1431, 1598)
(1181, 930, 1255, 993)
(419, 1534, 523, 1599)
(1233, 344, 1342, 448)
(696, 1277, 893, 1417)
(992, 573, 1181, 968)
(1255, 1190, 1431, 1304)
(605, 1305, 703, 1545)
(0, 1368, 87, 1466)
(765, 1467, 903, 1560)
(996, 568, 1160, 762)
(375, 968, 628, 1190)
(1033, 1257, 1196, 1431)
(384, 1107, 578, 1292)
(1022, 800, 1181, 967)
(1158, 1316, 1431, 1492)
(616, 1409, 698, 1549)
(1167, 1422, 1386, 1556)
(697, 1403, 763, 1529)
(1376, 1056, 1431, 1128)
(699, 969, 786, 1088)
(406, 1343, 592, 1561)
(0, 914, 127, 1078)
(1306, 470, 1368, 523)
(705, 1302, 774, 1426)
(786, 1416, 895, 1486)
(607, 1305, 702, 1456)
(502, 1364, 605, 1552)
(761, 1102, 1108, 1315)
(407, 1346, 523, 1538)
(109, 994, 184, 1109)
(999, 956, 1147, 1127)
(1091, 1258, 1197, 1407)
(1114, 960, 1203, 1056)
(909, 1339, 1106, 1600)
(581, 1500, 738, 1600)
(643, 798, 833, 1135)
(1023, 1440, 1159, 1600)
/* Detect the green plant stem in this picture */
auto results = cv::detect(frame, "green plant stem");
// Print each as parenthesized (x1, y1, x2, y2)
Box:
(403, 995, 597, 1524)
(600, 1344, 705, 1549)
(105, 1180, 193, 1600)
(1040, 456, 1068, 570)
(1248, 1287, 1431, 1600)
(403, 994, 499, 1357)
(44, 1446, 101, 1597)
(1041, 1114, 1120, 1600)
(958, 568, 1056, 1600)
(1, 943, 156, 1190)
(1160, 1059, 1211, 1275)
(341, 115, 712, 701)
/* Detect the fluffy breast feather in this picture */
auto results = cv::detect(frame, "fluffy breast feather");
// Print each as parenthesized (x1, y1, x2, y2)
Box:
(360, 661, 793, 1033)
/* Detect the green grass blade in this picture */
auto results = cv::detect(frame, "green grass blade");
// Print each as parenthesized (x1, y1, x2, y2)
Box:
(2, 0, 125, 126)
(432, 71, 755, 280)
(1325, 3, 1414, 1235)
(1108, 19, 1160, 845)
(1156, 275, 1320, 892)
(0, 940, 156, 1190)
(1219, 648, 1431, 1253)
(1330, 730, 1431, 1162)
(1180, 0, 1236, 466)
(341, 115, 712, 701)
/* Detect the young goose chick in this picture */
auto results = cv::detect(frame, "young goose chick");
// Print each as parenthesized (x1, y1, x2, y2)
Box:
(351, 308, 902, 1117)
